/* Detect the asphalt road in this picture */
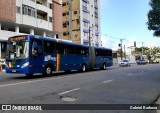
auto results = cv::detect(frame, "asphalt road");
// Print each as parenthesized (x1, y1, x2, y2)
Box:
(0, 64, 160, 113)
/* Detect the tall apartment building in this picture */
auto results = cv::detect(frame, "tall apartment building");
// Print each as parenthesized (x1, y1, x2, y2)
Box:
(0, 0, 62, 59)
(62, 0, 101, 47)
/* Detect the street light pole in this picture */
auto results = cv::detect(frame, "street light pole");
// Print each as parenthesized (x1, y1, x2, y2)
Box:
(120, 39, 123, 60)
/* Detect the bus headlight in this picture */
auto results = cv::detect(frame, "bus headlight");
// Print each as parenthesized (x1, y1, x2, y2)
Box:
(21, 62, 29, 68)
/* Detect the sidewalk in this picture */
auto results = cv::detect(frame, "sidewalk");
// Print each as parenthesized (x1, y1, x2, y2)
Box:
(0, 70, 5, 75)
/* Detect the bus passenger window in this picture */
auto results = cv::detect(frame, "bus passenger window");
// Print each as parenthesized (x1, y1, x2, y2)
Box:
(44, 41, 56, 53)
(56, 43, 65, 54)
(82, 47, 88, 55)
(32, 39, 43, 56)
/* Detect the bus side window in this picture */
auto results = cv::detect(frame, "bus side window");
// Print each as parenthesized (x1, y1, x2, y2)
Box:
(32, 39, 43, 55)
(66, 44, 75, 54)
(82, 47, 88, 55)
(56, 43, 65, 54)
(44, 41, 56, 53)
(75, 46, 82, 55)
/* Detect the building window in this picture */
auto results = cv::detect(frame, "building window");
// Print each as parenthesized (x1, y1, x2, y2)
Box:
(63, 32, 69, 36)
(76, 19, 80, 23)
(22, 5, 36, 17)
(74, 11, 77, 14)
(63, 23, 67, 28)
(84, 32, 88, 36)
(95, 17, 98, 25)
(32, 10, 36, 17)
(56, 34, 59, 39)
(83, 12, 88, 19)
(63, 13, 66, 16)
(28, 7, 31, 16)
(16, 6, 21, 14)
(30, 0, 35, 2)
(49, 3, 52, 9)
(62, 3, 66, 6)
(49, 17, 52, 22)
(82, 1, 87, 8)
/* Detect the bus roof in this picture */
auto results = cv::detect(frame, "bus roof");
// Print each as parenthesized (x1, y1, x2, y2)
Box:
(9, 35, 112, 50)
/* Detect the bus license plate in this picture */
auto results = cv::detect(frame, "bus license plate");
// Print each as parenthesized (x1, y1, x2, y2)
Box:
(12, 70, 16, 73)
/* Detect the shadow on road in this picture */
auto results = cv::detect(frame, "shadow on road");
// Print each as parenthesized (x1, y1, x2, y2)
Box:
(8, 68, 113, 80)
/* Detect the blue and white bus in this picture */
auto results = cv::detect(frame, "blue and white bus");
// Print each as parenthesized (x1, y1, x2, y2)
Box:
(5, 35, 112, 77)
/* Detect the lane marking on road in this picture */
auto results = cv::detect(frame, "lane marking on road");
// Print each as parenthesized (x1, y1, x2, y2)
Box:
(0, 81, 33, 88)
(0, 68, 117, 88)
(102, 79, 113, 84)
(58, 88, 80, 95)
(0, 73, 88, 88)
(128, 74, 133, 76)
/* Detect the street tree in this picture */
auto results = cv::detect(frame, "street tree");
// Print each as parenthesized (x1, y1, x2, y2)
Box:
(147, 0, 160, 36)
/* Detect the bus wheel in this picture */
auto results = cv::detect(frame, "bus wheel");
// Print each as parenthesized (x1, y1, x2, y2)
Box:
(26, 74, 33, 77)
(82, 64, 86, 72)
(45, 66, 53, 76)
(103, 63, 106, 70)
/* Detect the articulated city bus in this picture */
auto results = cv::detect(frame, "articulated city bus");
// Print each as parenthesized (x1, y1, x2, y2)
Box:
(5, 35, 113, 76)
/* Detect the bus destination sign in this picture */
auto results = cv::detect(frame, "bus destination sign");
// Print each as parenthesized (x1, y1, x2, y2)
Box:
(10, 36, 27, 42)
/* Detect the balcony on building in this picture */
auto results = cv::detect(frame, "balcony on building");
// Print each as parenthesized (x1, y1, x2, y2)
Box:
(95, 31, 99, 36)
(94, 4, 98, 9)
(82, 6, 89, 13)
(36, 0, 48, 13)
(37, 10, 51, 30)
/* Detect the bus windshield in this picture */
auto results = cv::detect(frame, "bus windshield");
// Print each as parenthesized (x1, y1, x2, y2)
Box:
(7, 41, 29, 60)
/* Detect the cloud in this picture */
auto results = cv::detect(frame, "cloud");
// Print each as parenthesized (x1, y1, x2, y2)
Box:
(101, 35, 118, 50)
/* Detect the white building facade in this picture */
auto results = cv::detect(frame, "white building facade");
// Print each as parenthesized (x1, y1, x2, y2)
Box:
(80, 0, 101, 47)
(0, 0, 62, 59)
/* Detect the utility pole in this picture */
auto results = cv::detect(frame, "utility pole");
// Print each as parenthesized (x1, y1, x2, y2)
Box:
(69, 0, 72, 41)
(120, 39, 123, 60)
(124, 45, 126, 59)
(142, 42, 144, 56)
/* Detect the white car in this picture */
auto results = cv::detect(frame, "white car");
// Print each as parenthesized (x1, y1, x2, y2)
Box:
(119, 59, 130, 67)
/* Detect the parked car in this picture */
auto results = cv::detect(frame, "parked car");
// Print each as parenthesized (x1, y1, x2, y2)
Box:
(119, 59, 130, 67)
(137, 59, 147, 65)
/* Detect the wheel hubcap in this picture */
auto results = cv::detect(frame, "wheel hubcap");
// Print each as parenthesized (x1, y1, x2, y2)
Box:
(104, 64, 106, 69)
(46, 67, 51, 74)
(82, 65, 85, 71)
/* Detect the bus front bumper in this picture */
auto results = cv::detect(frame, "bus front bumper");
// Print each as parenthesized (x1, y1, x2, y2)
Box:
(6, 67, 30, 74)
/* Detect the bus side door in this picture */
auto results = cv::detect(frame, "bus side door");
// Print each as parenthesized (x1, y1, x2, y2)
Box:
(30, 38, 44, 74)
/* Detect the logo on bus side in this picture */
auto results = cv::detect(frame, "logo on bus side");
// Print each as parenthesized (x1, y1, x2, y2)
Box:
(44, 55, 56, 62)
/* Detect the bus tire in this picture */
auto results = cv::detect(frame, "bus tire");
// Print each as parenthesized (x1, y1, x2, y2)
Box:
(81, 64, 86, 72)
(102, 63, 107, 70)
(44, 65, 53, 76)
(26, 74, 33, 77)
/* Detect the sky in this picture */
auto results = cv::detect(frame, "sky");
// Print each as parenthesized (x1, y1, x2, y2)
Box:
(100, 0, 160, 50)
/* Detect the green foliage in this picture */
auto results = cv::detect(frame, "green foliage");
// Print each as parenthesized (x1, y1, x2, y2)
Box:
(134, 47, 150, 55)
(147, 0, 160, 36)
